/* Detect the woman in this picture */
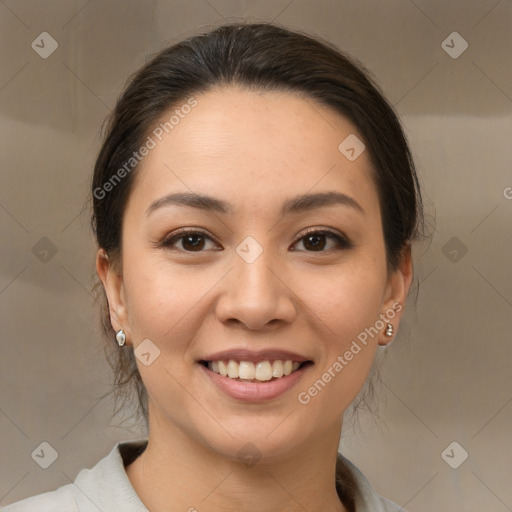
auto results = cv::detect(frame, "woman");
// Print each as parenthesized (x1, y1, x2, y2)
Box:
(5, 21, 424, 512)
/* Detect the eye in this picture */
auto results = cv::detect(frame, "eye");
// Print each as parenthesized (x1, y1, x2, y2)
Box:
(160, 229, 219, 252)
(158, 227, 352, 253)
(291, 228, 352, 253)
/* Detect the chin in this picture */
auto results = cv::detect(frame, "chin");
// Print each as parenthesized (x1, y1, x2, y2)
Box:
(193, 418, 311, 464)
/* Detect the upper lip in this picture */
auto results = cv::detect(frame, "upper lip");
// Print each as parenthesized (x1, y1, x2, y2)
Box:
(199, 348, 311, 364)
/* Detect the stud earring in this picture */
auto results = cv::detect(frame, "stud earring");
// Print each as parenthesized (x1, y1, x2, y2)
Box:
(116, 329, 126, 346)
(385, 323, 394, 337)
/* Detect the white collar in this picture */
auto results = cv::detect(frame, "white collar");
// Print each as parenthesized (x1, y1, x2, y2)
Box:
(70, 438, 403, 512)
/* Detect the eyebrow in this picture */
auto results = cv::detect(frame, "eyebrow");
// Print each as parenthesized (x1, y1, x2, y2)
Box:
(145, 191, 365, 217)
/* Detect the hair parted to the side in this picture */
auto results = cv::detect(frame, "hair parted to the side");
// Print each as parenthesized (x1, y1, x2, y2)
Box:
(88, 20, 426, 445)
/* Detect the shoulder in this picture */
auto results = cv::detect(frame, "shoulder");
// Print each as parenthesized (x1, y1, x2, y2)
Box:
(1, 484, 77, 512)
(380, 496, 406, 511)
(337, 452, 407, 512)
(2, 439, 149, 512)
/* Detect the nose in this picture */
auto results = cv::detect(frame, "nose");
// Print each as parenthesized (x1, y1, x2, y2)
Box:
(214, 245, 297, 331)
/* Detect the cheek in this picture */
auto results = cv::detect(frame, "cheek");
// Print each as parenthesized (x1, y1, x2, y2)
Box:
(121, 254, 205, 409)
(294, 267, 384, 420)
(123, 254, 200, 343)
(298, 258, 386, 345)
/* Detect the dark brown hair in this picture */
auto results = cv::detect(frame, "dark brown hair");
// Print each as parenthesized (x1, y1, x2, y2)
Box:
(89, 22, 425, 500)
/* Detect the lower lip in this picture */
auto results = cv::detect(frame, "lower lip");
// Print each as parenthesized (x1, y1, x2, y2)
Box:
(199, 363, 312, 402)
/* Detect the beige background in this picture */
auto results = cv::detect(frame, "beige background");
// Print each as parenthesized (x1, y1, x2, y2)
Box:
(1, 1, 511, 510)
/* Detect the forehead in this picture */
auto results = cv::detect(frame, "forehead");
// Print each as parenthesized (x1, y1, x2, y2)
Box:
(127, 86, 379, 220)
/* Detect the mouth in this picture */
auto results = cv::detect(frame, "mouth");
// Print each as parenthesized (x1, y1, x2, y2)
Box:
(199, 359, 314, 383)
(198, 357, 314, 402)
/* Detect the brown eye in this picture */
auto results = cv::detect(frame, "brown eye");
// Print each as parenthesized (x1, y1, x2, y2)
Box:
(161, 229, 217, 252)
(292, 229, 352, 252)
(180, 233, 206, 251)
(159, 228, 352, 254)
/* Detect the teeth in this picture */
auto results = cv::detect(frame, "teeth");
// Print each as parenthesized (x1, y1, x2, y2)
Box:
(239, 361, 255, 380)
(218, 361, 228, 377)
(255, 361, 272, 381)
(207, 359, 304, 381)
(272, 360, 284, 378)
(227, 360, 238, 378)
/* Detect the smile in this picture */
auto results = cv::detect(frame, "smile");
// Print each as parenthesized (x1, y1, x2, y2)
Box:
(202, 359, 309, 382)
(199, 359, 314, 402)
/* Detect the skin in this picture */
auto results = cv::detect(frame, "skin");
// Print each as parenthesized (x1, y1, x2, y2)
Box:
(96, 86, 413, 512)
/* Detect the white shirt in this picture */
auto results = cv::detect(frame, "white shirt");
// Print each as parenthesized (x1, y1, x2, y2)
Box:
(3, 439, 405, 511)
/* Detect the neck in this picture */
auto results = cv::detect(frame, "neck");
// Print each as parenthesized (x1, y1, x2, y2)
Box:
(126, 409, 348, 512)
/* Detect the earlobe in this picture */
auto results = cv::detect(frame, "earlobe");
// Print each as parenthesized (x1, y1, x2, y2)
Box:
(95, 248, 130, 337)
(378, 243, 413, 346)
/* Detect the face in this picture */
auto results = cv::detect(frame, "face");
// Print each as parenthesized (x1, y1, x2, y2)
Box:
(97, 86, 411, 462)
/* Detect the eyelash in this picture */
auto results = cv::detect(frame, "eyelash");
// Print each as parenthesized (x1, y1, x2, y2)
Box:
(158, 227, 353, 254)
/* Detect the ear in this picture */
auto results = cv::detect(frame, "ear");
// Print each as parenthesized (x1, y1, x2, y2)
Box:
(95, 248, 131, 344)
(378, 243, 413, 346)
